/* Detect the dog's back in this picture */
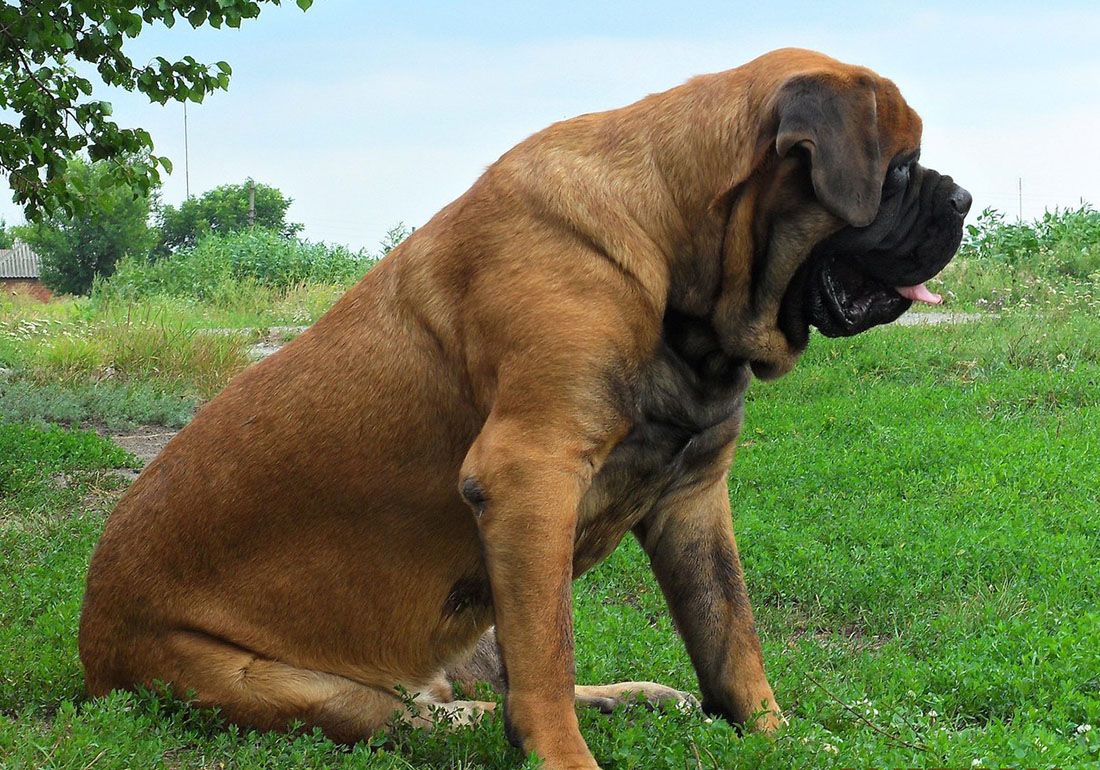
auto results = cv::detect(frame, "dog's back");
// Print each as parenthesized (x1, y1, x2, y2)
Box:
(78, 240, 492, 699)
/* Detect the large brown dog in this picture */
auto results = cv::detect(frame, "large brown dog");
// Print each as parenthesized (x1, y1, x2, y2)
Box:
(80, 49, 970, 769)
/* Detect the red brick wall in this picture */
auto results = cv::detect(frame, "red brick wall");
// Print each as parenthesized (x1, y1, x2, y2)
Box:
(1, 279, 53, 302)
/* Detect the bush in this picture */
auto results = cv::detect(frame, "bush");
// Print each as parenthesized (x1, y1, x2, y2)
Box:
(98, 228, 376, 303)
(960, 204, 1100, 279)
(18, 157, 157, 295)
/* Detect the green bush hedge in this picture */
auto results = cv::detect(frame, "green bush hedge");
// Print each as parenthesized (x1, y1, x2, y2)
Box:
(97, 228, 377, 303)
(960, 203, 1100, 279)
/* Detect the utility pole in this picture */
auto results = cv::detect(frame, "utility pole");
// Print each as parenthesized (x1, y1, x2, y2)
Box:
(248, 179, 255, 228)
(1018, 177, 1023, 221)
(183, 101, 191, 199)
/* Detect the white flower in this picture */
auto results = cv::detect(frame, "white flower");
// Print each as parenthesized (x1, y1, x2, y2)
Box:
(972, 760, 982, 767)
(1078, 723, 1093, 734)
(823, 743, 839, 754)
(927, 709, 938, 718)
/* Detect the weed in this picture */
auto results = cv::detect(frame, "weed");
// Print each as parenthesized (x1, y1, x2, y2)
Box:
(1, 303, 252, 400)
(1, 210, 1097, 767)
(96, 228, 377, 304)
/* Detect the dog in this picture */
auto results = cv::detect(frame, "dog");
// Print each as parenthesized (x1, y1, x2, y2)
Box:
(79, 48, 970, 769)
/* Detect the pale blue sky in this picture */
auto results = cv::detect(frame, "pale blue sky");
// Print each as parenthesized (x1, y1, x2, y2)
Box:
(4, 1, 1099, 251)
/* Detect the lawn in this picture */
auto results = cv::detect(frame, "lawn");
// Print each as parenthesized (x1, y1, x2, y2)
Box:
(2, 211, 1099, 768)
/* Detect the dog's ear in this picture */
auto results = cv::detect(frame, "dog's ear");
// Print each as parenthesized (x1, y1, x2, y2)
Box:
(775, 74, 883, 227)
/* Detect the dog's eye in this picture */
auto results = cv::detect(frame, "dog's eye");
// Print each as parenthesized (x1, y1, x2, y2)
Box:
(887, 163, 910, 188)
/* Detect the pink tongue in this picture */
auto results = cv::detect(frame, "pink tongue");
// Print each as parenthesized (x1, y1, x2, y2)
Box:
(894, 283, 942, 305)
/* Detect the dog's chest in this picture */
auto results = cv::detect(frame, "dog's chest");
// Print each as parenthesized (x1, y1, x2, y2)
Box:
(573, 312, 750, 573)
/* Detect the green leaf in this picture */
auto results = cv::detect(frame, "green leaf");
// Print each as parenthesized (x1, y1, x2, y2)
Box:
(1, 0, 292, 220)
(296, 0, 314, 9)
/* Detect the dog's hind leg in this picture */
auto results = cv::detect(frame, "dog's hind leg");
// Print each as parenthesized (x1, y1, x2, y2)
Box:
(160, 630, 494, 743)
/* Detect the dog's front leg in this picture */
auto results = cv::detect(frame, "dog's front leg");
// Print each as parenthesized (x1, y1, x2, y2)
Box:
(634, 477, 783, 734)
(460, 414, 602, 770)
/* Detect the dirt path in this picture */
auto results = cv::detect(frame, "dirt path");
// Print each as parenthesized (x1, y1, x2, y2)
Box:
(893, 310, 991, 326)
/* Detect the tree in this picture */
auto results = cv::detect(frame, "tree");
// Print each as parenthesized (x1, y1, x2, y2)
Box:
(0, 1, 313, 220)
(0, 219, 14, 249)
(19, 156, 156, 295)
(156, 181, 303, 256)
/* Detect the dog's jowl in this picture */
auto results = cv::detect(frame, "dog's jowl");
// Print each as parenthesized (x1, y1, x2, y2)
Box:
(79, 48, 969, 770)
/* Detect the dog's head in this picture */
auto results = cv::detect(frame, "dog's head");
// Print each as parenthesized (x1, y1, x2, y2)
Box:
(772, 68, 971, 339)
(707, 51, 970, 377)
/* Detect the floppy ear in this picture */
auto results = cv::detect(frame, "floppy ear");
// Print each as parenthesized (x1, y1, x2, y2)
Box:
(775, 75, 883, 227)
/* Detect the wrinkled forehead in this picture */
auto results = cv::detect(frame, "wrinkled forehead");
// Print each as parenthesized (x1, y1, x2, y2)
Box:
(874, 77, 923, 163)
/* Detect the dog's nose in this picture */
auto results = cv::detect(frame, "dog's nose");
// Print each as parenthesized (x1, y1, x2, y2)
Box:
(949, 186, 973, 216)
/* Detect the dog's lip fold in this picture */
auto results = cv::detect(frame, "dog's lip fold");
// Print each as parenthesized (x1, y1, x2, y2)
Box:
(808, 255, 915, 338)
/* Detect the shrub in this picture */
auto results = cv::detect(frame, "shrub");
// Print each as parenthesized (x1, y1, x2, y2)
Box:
(960, 204, 1100, 279)
(18, 157, 157, 295)
(98, 228, 376, 304)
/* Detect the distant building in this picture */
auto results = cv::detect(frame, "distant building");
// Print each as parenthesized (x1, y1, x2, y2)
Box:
(0, 240, 52, 302)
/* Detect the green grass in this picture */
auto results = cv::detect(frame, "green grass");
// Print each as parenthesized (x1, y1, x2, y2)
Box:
(0, 378, 197, 431)
(2, 311, 1098, 768)
(933, 204, 1100, 314)
(2, 209, 1099, 768)
(0, 302, 254, 403)
(99, 228, 377, 302)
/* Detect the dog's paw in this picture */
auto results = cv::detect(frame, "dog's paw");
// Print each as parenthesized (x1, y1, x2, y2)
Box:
(574, 682, 700, 714)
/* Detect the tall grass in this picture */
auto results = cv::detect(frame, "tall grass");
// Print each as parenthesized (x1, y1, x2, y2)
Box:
(961, 204, 1100, 278)
(0, 304, 252, 400)
(939, 203, 1100, 313)
(88, 226, 407, 327)
(96, 228, 376, 304)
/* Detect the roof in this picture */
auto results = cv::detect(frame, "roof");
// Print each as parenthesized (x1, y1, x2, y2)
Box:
(0, 240, 41, 279)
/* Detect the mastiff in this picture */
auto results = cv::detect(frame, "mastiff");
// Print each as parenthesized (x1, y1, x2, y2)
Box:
(80, 48, 971, 769)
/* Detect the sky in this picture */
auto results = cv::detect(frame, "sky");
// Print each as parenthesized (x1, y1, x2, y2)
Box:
(3, 0, 1099, 252)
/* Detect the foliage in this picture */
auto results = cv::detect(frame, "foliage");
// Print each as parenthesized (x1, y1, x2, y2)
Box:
(0, 304, 253, 400)
(15, 156, 156, 295)
(100, 227, 376, 302)
(380, 221, 414, 257)
(1, 312, 1099, 767)
(0, 0, 313, 220)
(959, 203, 1100, 279)
(0, 217, 14, 249)
(931, 202, 1100, 314)
(0, 420, 132, 499)
(0, 377, 197, 431)
(156, 180, 304, 256)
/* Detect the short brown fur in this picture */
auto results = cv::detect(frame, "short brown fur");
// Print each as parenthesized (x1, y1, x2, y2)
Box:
(80, 49, 926, 769)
